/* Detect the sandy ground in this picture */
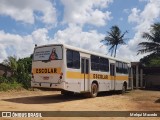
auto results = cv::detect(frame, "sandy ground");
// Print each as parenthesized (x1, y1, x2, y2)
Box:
(0, 89, 159, 120)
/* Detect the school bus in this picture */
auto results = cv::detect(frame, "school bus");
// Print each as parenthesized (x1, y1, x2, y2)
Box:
(31, 44, 132, 97)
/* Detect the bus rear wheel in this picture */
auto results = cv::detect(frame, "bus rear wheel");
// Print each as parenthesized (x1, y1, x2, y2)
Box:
(121, 84, 126, 94)
(89, 83, 98, 98)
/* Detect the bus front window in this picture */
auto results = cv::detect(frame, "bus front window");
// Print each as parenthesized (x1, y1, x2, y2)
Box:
(33, 45, 63, 61)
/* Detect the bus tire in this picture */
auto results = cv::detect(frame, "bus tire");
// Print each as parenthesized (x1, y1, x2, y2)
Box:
(89, 83, 98, 98)
(121, 84, 126, 94)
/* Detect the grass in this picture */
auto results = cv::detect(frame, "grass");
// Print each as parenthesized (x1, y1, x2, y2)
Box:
(0, 82, 23, 91)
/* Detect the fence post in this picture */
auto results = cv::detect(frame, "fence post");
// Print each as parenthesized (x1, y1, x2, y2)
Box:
(136, 65, 139, 88)
(131, 68, 133, 90)
(140, 69, 143, 88)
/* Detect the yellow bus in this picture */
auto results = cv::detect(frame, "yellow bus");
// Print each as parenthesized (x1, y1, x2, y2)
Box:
(31, 44, 132, 97)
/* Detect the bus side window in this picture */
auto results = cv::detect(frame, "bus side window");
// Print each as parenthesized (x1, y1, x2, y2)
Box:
(73, 51, 80, 69)
(125, 64, 129, 74)
(99, 57, 109, 72)
(91, 55, 99, 71)
(66, 49, 80, 69)
(116, 62, 129, 74)
(116, 62, 119, 73)
(67, 49, 73, 68)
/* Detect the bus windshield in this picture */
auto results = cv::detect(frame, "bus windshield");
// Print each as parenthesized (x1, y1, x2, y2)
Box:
(33, 45, 63, 61)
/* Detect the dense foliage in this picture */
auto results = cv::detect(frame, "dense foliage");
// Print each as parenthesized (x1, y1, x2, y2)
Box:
(140, 53, 160, 67)
(138, 22, 160, 67)
(1, 55, 32, 91)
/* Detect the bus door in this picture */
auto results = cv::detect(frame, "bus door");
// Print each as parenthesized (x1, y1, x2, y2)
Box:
(81, 58, 89, 91)
(110, 63, 115, 90)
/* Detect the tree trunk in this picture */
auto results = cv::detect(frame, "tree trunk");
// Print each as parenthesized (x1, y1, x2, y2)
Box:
(114, 45, 117, 57)
(111, 48, 114, 56)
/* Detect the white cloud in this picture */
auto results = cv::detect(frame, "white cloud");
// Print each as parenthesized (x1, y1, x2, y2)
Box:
(1, 0, 160, 63)
(0, 28, 51, 62)
(128, 0, 160, 27)
(0, 44, 7, 61)
(117, 33, 148, 61)
(128, 8, 141, 23)
(118, 0, 160, 61)
(61, 0, 113, 26)
(32, 28, 50, 45)
(0, 0, 57, 25)
(0, 24, 108, 62)
(53, 24, 106, 53)
(141, 0, 160, 22)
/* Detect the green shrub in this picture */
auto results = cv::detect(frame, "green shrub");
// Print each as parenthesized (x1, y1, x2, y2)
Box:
(0, 83, 10, 91)
(1, 55, 32, 91)
(0, 75, 31, 91)
(16, 73, 31, 89)
(0, 76, 8, 83)
(10, 81, 23, 90)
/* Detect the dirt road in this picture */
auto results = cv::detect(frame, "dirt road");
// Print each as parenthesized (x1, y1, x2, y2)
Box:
(0, 89, 159, 120)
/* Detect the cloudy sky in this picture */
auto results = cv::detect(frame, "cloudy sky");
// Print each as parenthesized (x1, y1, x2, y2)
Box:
(0, 0, 160, 62)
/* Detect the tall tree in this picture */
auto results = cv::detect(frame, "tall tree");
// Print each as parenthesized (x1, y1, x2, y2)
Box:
(2, 55, 32, 88)
(140, 53, 160, 67)
(101, 25, 128, 57)
(2, 56, 18, 74)
(137, 23, 160, 55)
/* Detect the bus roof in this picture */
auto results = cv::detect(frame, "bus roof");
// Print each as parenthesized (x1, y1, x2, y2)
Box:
(35, 43, 130, 64)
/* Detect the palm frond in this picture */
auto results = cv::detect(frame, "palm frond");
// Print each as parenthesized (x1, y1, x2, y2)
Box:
(142, 32, 154, 42)
(138, 42, 159, 47)
(138, 22, 160, 55)
(137, 49, 152, 55)
(119, 30, 128, 39)
(137, 42, 160, 55)
(102, 25, 128, 57)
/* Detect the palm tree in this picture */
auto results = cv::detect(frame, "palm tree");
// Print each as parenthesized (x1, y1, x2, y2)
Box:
(101, 25, 128, 57)
(137, 23, 160, 55)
